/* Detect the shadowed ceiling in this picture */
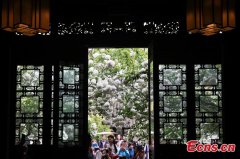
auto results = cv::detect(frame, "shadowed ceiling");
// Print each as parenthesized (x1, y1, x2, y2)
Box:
(55, 0, 185, 21)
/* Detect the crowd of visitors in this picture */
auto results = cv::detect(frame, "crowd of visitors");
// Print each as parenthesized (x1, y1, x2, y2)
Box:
(88, 134, 150, 159)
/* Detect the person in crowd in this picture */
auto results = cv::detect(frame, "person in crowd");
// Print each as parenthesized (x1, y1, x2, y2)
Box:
(99, 135, 107, 149)
(128, 143, 135, 159)
(117, 141, 130, 159)
(133, 145, 145, 159)
(143, 142, 149, 159)
(116, 134, 123, 142)
(105, 135, 118, 154)
(101, 148, 111, 159)
(94, 146, 102, 159)
(92, 139, 99, 149)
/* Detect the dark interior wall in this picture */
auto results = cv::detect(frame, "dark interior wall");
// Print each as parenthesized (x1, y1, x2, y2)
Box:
(1, 32, 12, 159)
(1, 33, 7, 159)
(223, 31, 240, 154)
(56, 0, 185, 20)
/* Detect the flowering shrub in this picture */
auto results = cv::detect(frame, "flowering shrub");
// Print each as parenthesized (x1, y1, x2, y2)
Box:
(88, 48, 149, 141)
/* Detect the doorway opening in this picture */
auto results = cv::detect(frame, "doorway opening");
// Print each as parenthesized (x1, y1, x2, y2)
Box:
(88, 48, 153, 158)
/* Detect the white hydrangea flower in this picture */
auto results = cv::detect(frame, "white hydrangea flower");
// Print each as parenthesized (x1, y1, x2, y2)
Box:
(141, 60, 148, 67)
(142, 87, 148, 94)
(114, 79, 121, 85)
(91, 79, 96, 84)
(117, 115, 124, 120)
(136, 79, 145, 84)
(130, 108, 137, 113)
(102, 80, 108, 87)
(108, 78, 114, 83)
(107, 60, 115, 67)
(97, 97, 102, 101)
(111, 85, 117, 91)
(140, 68, 146, 72)
(118, 70, 124, 75)
(104, 102, 110, 107)
(91, 123, 97, 129)
(134, 83, 139, 88)
(92, 52, 100, 58)
(136, 101, 140, 104)
(88, 87, 93, 92)
(130, 50, 135, 57)
(103, 85, 111, 91)
(111, 97, 117, 102)
(93, 70, 98, 75)
(88, 92, 94, 96)
(97, 81, 103, 88)
(105, 54, 111, 60)
(140, 74, 147, 78)
(106, 94, 111, 98)
(117, 95, 122, 100)
(89, 67, 94, 72)
(97, 63, 103, 68)
(89, 60, 93, 65)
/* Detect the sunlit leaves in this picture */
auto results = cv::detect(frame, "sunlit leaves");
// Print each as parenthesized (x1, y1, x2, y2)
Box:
(164, 123, 182, 140)
(200, 96, 219, 112)
(164, 96, 182, 112)
(16, 66, 44, 145)
(63, 124, 74, 141)
(63, 95, 75, 113)
(195, 64, 222, 144)
(63, 70, 75, 84)
(21, 70, 40, 86)
(21, 96, 39, 113)
(200, 123, 219, 143)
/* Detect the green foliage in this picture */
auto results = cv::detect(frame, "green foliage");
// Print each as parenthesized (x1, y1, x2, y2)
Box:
(20, 123, 39, 140)
(164, 123, 182, 139)
(63, 96, 75, 112)
(88, 113, 111, 139)
(21, 96, 39, 113)
(21, 69, 40, 86)
(88, 48, 149, 141)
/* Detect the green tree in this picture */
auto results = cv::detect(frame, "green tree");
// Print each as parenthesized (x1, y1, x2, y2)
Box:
(88, 113, 111, 139)
(88, 48, 149, 141)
